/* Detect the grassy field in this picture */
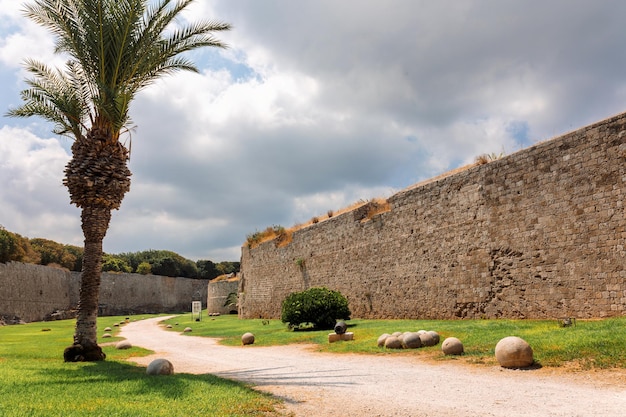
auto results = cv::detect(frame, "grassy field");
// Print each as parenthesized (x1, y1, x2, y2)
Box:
(166, 314, 626, 369)
(0, 315, 283, 417)
(1, 314, 624, 417)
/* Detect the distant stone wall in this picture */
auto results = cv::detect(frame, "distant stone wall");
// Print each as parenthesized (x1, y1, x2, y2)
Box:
(0, 262, 75, 323)
(207, 280, 239, 315)
(0, 261, 209, 322)
(240, 112, 626, 320)
(93, 272, 209, 316)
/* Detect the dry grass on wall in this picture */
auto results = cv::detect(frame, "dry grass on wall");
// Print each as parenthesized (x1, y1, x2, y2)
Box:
(244, 197, 391, 249)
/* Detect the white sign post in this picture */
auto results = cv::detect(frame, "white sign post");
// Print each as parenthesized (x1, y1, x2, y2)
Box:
(191, 301, 202, 321)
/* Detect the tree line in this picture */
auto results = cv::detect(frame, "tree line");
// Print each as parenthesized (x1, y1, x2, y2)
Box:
(0, 226, 238, 279)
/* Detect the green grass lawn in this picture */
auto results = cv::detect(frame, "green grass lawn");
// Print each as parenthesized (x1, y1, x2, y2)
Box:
(0, 315, 283, 417)
(167, 314, 626, 369)
(1, 314, 624, 417)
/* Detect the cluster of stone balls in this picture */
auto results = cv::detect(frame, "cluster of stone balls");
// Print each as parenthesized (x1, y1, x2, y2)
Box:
(379, 331, 534, 368)
(377, 330, 440, 349)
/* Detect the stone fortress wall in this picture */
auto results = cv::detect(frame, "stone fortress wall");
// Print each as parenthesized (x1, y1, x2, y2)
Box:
(0, 261, 209, 323)
(206, 279, 239, 315)
(239, 112, 626, 320)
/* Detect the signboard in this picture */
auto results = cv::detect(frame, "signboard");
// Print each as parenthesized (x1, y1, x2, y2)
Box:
(191, 301, 202, 321)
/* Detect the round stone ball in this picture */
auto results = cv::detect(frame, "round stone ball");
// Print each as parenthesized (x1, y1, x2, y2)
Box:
(427, 331, 440, 345)
(146, 358, 174, 375)
(384, 335, 403, 349)
(402, 332, 423, 349)
(104, 327, 112, 332)
(442, 337, 464, 355)
(102, 333, 112, 338)
(419, 332, 436, 347)
(392, 331, 403, 337)
(242, 332, 255, 345)
(183, 327, 192, 333)
(495, 336, 534, 368)
(115, 340, 132, 350)
(377, 333, 391, 347)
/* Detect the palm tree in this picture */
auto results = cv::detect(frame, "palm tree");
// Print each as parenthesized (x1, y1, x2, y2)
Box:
(7, 0, 230, 361)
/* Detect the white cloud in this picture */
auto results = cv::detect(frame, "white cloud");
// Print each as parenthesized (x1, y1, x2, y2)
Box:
(0, 126, 81, 244)
(2, 0, 626, 261)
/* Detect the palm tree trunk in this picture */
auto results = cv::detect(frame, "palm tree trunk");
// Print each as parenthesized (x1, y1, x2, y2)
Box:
(64, 206, 111, 361)
(62, 130, 131, 362)
(77, 206, 111, 355)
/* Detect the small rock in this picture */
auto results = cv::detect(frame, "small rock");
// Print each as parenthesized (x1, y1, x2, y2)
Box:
(115, 340, 132, 350)
(183, 327, 192, 333)
(146, 358, 174, 375)
(495, 336, 534, 368)
(102, 333, 112, 338)
(442, 337, 464, 355)
(113, 323, 119, 327)
(242, 332, 255, 345)
(166, 324, 173, 328)
(104, 327, 112, 332)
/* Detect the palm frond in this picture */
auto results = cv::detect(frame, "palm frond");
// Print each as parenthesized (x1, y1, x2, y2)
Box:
(6, 59, 88, 139)
(11, 0, 231, 142)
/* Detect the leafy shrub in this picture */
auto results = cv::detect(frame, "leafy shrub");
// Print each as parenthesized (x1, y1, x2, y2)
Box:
(281, 287, 351, 330)
(136, 261, 152, 275)
(102, 254, 132, 273)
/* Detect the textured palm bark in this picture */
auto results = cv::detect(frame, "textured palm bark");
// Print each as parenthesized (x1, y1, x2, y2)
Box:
(63, 130, 131, 362)
(72, 207, 111, 360)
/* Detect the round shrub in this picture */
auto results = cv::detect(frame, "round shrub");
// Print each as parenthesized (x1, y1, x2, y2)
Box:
(281, 287, 351, 330)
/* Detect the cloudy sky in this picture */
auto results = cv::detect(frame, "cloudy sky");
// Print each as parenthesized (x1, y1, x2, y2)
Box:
(1, 0, 626, 262)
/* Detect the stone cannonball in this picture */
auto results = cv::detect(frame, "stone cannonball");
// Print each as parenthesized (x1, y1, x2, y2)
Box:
(146, 358, 174, 375)
(441, 337, 464, 355)
(419, 332, 436, 347)
(242, 332, 255, 345)
(495, 336, 534, 368)
(384, 335, 403, 349)
(427, 331, 440, 345)
(402, 332, 423, 349)
(377, 333, 391, 347)
(115, 340, 132, 350)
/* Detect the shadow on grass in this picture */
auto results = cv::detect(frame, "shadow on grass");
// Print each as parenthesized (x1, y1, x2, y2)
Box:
(31, 359, 252, 400)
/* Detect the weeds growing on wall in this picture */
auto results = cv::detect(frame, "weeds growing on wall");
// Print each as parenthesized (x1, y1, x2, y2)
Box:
(245, 197, 391, 249)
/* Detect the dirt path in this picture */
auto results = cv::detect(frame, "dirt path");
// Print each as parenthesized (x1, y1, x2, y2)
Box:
(119, 316, 626, 417)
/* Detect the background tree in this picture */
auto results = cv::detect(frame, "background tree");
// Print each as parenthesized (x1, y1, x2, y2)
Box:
(0, 227, 40, 264)
(29, 238, 78, 270)
(7, 0, 230, 361)
(101, 254, 132, 273)
(196, 259, 219, 279)
(135, 261, 152, 275)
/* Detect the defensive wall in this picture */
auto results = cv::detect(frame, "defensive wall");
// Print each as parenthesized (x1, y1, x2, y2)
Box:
(239, 112, 626, 320)
(0, 261, 209, 323)
(206, 279, 239, 315)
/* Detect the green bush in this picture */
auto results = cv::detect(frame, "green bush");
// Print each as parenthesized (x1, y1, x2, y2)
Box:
(281, 287, 351, 330)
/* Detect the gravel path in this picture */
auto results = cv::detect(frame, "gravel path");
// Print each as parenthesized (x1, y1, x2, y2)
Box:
(119, 316, 626, 417)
